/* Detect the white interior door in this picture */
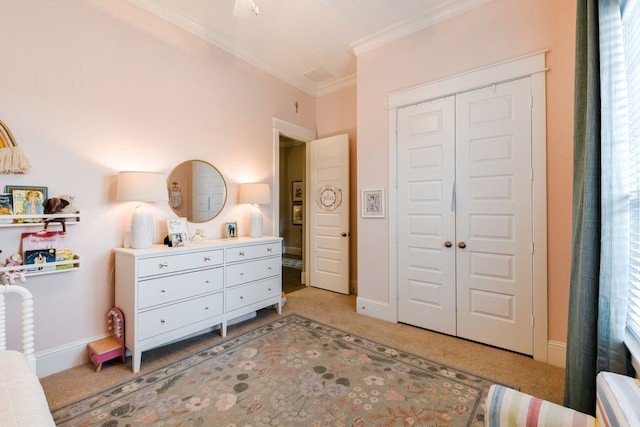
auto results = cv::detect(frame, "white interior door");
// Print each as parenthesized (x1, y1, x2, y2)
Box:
(396, 78, 534, 355)
(308, 134, 350, 294)
(397, 97, 457, 335)
(455, 79, 533, 355)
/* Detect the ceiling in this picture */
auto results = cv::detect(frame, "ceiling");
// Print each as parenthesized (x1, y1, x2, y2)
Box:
(127, 0, 492, 96)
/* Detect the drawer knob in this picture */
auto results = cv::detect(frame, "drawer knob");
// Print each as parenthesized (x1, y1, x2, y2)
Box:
(160, 319, 166, 324)
(203, 256, 211, 262)
(240, 296, 244, 300)
(158, 262, 168, 269)
(268, 288, 272, 291)
(240, 272, 244, 276)
(204, 306, 209, 310)
(160, 289, 166, 293)
(268, 267, 272, 270)
(267, 247, 273, 252)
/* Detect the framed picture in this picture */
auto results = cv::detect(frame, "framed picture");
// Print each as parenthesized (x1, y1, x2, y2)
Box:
(224, 221, 238, 239)
(5, 185, 48, 222)
(292, 204, 303, 225)
(292, 180, 303, 202)
(166, 217, 189, 244)
(361, 188, 385, 218)
(169, 233, 185, 247)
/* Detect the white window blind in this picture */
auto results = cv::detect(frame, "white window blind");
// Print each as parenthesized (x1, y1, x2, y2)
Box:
(625, 0, 640, 350)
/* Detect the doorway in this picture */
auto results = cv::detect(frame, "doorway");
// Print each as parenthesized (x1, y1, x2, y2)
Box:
(279, 134, 306, 294)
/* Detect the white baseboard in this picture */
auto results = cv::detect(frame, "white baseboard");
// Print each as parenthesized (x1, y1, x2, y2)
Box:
(356, 296, 396, 323)
(547, 340, 566, 368)
(36, 312, 258, 379)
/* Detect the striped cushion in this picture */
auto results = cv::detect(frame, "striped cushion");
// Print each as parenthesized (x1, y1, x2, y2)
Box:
(596, 371, 640, 427)
(485, 384, 596, 427)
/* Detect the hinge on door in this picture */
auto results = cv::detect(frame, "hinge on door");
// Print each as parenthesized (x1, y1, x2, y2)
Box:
(531, 242, 534, 254)
(530, 168, 534, 181)
(531, 316, 535, 327)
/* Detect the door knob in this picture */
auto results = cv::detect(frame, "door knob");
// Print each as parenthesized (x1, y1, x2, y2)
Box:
(444, 241, 452, 248)
(341, 232, 347, 237)
(458, 241, 467, 249)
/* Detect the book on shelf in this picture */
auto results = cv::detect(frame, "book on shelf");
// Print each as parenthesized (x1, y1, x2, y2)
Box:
(24, 248, 56, 272)
(55, 248, 74, 270)
(0, 193, 13, 224)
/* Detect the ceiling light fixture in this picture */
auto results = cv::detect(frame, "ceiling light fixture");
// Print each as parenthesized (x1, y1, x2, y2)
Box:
(233, 0, 259, 17)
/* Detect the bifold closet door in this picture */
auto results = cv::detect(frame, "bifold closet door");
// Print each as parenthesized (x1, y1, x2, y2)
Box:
(397, 96, 457, 336)
(455, 78, 533, 355)
(396, 78, 534, 355)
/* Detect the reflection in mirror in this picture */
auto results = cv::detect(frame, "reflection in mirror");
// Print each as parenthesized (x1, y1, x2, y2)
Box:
(167, 160, 227, 223)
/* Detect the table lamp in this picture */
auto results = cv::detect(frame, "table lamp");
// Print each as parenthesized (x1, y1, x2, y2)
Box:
(116, 171, 168, 249)
(238, 183, 271, 238)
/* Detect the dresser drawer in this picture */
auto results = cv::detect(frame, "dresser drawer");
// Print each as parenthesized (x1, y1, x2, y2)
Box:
(138, 267, 223, 309)
(138, 293, 223, 341)
(225, 256, 280, 287)
(138, 249, 223, 277)
(225, 277, 281, 311)
(225, 243, 281, 263)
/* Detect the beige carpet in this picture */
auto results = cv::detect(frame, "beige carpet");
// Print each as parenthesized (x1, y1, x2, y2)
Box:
(41, 287, 565, 410)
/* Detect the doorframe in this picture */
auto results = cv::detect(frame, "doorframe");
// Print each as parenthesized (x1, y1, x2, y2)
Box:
(272, 118, 316, 281)
(387, 51, 549, 362)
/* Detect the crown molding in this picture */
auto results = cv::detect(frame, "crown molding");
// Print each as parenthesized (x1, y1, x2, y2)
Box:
(350, 0, 493, 56)
(127, 0, 320, 96)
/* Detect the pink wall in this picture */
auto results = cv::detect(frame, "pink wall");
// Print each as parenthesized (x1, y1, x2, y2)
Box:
(316, 85, 358, 285)
(0, 0, 316, 374)
(356, 0, 576, 344)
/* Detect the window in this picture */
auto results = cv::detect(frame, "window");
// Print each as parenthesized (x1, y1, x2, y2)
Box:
(625, 0, 640, 366)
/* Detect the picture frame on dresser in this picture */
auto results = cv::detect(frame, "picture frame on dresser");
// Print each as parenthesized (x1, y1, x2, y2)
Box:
(166, 217, 189, 244)
(224, 221, 238, 238)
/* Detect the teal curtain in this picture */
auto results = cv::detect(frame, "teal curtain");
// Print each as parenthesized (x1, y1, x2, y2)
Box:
(565, 0, 630, 415)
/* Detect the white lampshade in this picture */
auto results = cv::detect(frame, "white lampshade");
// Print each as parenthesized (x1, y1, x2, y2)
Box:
(117, 171, 168, 249)
(238, 183, 271, 238)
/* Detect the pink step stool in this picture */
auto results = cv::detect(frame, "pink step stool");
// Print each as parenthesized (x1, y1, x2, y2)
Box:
(87, 307, 125, 372)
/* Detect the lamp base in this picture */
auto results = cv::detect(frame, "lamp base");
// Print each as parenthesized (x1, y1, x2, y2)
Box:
(130, 204, 154, 249)
(248, 204, 263, 238)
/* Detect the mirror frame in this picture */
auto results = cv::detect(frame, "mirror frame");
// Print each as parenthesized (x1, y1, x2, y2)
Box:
(167, 160, 227, 223)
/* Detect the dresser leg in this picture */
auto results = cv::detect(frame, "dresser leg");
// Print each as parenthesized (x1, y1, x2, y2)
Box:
(221, 321, 227, 337)
(132, 351, 141, 373)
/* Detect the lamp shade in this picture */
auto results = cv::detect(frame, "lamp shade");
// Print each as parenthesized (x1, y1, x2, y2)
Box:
(116, 171, 168, 249)
(238, 183, 271, 205)
(116, 171, 168, 202)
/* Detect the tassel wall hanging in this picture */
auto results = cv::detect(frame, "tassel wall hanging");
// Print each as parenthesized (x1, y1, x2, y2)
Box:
(0, 119, 31, 174)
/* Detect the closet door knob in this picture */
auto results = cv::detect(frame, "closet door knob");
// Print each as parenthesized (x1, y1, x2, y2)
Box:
(458, 241, 467, 249)
(444, 241, 452, 248)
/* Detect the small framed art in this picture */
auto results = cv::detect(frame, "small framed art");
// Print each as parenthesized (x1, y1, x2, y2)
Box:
(224, 221, 238, 239)
(292, 180, 303, 202)
(169, 233, 185, 247)
(292, 204, 303, 225)
(361, 188, 385, 218)
(166, 217, 189, 244)
(5, 185, 48, 222)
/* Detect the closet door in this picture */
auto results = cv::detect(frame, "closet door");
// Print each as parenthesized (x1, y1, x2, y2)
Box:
(396, 78, 534, 355)
(455, 79, 533, 355)
(397, 97, 457, 335)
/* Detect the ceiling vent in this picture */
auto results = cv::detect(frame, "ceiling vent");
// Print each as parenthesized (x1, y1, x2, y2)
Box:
(303, 67, 333, 83)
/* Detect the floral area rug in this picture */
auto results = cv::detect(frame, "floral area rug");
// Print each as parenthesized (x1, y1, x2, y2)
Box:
(52, 314, 496, 426)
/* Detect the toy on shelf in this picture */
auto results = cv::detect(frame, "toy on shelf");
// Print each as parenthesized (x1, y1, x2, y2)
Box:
(87, 307, 125, 373)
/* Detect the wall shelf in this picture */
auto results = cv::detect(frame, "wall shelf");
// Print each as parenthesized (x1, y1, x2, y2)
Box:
(0, 213, 81, 280)
(0, 213, 80, 227)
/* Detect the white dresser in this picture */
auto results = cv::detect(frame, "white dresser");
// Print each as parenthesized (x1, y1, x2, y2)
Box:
(114, 237, 282, 373)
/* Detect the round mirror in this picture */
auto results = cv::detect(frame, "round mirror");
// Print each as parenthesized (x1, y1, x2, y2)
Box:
(167, 160, 227, 223)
